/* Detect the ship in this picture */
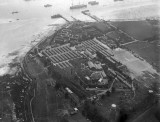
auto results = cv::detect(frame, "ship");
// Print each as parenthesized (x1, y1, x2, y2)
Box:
(11, 11, 19, 14)
(51, 14, 61, 19)
(44, 4, 52, 7)
(88, 1, 99, 5)
(114, 0, 123, 2)
(82, 10, 89, 13)
(70, 0, 87, 10)
(70, 4, 87, 9)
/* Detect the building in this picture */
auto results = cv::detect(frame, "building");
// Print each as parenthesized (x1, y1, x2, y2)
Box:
(42, 44, 82, 78)
(75, 38, 108, 55)
(96, 51, 132, 88)
(65, 87, 80, 106)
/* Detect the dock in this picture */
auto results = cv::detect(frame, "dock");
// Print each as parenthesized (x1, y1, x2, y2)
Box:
(71, 16, 81, 21)
(61, 15, 70, 23)
(51, 14, 70, 23)
(81, 10, 103, 22)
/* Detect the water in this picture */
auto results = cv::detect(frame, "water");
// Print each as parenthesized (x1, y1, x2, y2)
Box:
(0, 0, 159, 75)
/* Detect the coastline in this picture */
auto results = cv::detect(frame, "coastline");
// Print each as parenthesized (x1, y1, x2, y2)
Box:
(0, 23, 64, 76)
(0, 19, 159, 122)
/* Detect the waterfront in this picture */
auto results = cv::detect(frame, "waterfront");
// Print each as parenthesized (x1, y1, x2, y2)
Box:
(0, 0, 159, 76)
(0, 1, 160, 121)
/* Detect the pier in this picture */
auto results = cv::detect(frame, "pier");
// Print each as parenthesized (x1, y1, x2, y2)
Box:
(61, 15, 70, 23)
(71, 16, 81, 21)
(51, 14, 70, 23)
(81, 10, 103, 22)
(81, 10, 141, 46)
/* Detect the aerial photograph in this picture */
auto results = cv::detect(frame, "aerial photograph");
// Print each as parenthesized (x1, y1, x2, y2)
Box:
(0, 0, 160, 122)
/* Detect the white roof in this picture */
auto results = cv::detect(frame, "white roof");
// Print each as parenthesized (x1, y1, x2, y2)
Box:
(148, 90, 153, 93)
(74, 108, 78, 111)
(111, 104, 116, 108)
(65, 87, 73, 94)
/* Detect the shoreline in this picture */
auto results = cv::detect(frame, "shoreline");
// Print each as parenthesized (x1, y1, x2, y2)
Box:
(0, 18, 159, 122)
(1, 17, 160, 76)
(0, 23, 64, 76)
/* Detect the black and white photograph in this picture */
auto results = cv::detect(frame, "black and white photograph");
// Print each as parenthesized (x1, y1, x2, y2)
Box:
(0, 0, 160, 122)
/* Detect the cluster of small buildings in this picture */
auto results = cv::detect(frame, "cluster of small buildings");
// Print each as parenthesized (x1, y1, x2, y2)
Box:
(105, 30, 134, 45)
(40, 33, 133, 90)
(64, 87, 80, 107)
(36, 23, 136, 117)
(42, 44, 82, 77)
(51, 22, 104, 47)
(82, 25, 103, 39)
(52, 28, 76, 45)
(97, 36, 118, 49)
(26, 20, 160, 122)
(96, 50, 132, 88)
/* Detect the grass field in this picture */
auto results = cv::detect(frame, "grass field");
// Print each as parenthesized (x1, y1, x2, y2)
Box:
(110, 20, 159, 41)
(32, 86, 59, 122)
(125, 41, 160, 72)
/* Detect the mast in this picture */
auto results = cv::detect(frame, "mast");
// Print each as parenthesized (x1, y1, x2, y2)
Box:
(71, 0, 73, 6)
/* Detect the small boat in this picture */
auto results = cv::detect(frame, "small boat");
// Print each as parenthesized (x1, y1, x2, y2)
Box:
(70, 0, 87, 10)
(12, 11, 19, 14)
(114, 0, 123, 2)
(51, 14, 61, 19)
(70, 4, 87, 9)
(82, 10, 89, 13)
(88, 1, 99, 5)
(44, 4, 52, 7)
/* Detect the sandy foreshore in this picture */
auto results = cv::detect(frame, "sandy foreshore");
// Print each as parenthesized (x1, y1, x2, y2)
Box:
(0, 21, 66, 76)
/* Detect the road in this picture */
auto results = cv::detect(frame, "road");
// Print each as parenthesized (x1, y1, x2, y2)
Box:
(30, 89, 36, 122)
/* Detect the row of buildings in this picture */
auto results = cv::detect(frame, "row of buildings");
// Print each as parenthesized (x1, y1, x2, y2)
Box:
(41, 35, 133, 88)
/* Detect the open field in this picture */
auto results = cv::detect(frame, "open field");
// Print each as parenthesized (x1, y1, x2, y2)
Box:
(111, 48, 157, 77)
(131, 104, 160, 122)
(32, 86, 59, 122)
(125, 41, 160, 72)
(110, 20, 159, 41)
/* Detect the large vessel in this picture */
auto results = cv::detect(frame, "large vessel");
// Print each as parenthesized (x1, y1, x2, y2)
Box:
(70, 0, 87, 10)
(114, 0, 123, 1)
(88, 1, 99, 5)
(51, 14, 61, 19)
(44, 4, 52, 7)
(70, 4, 87, 9)
(11, 11, 19, 14)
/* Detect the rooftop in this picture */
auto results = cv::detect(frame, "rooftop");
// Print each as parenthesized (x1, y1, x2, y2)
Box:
(42, 44, 82, 67)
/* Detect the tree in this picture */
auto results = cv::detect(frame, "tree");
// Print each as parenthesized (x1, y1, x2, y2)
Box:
(155, 109, 160, 121)
(64, 93, 68, 99)
(117, 109, 128, 122)
(60, 118, 69, 122)
(101, 95, 105, 100)
(106, 91, 110, 97)
(55, 83, 61, 90)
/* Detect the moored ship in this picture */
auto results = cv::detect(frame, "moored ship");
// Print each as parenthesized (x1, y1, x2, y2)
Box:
(88, 1, 99, 5)
(114, 0, 123, 1)
(44, 4, 52, 7)
(70, 0, 87, 10)
(51, 14, 61, 19)
(70, 4, 87, 10)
